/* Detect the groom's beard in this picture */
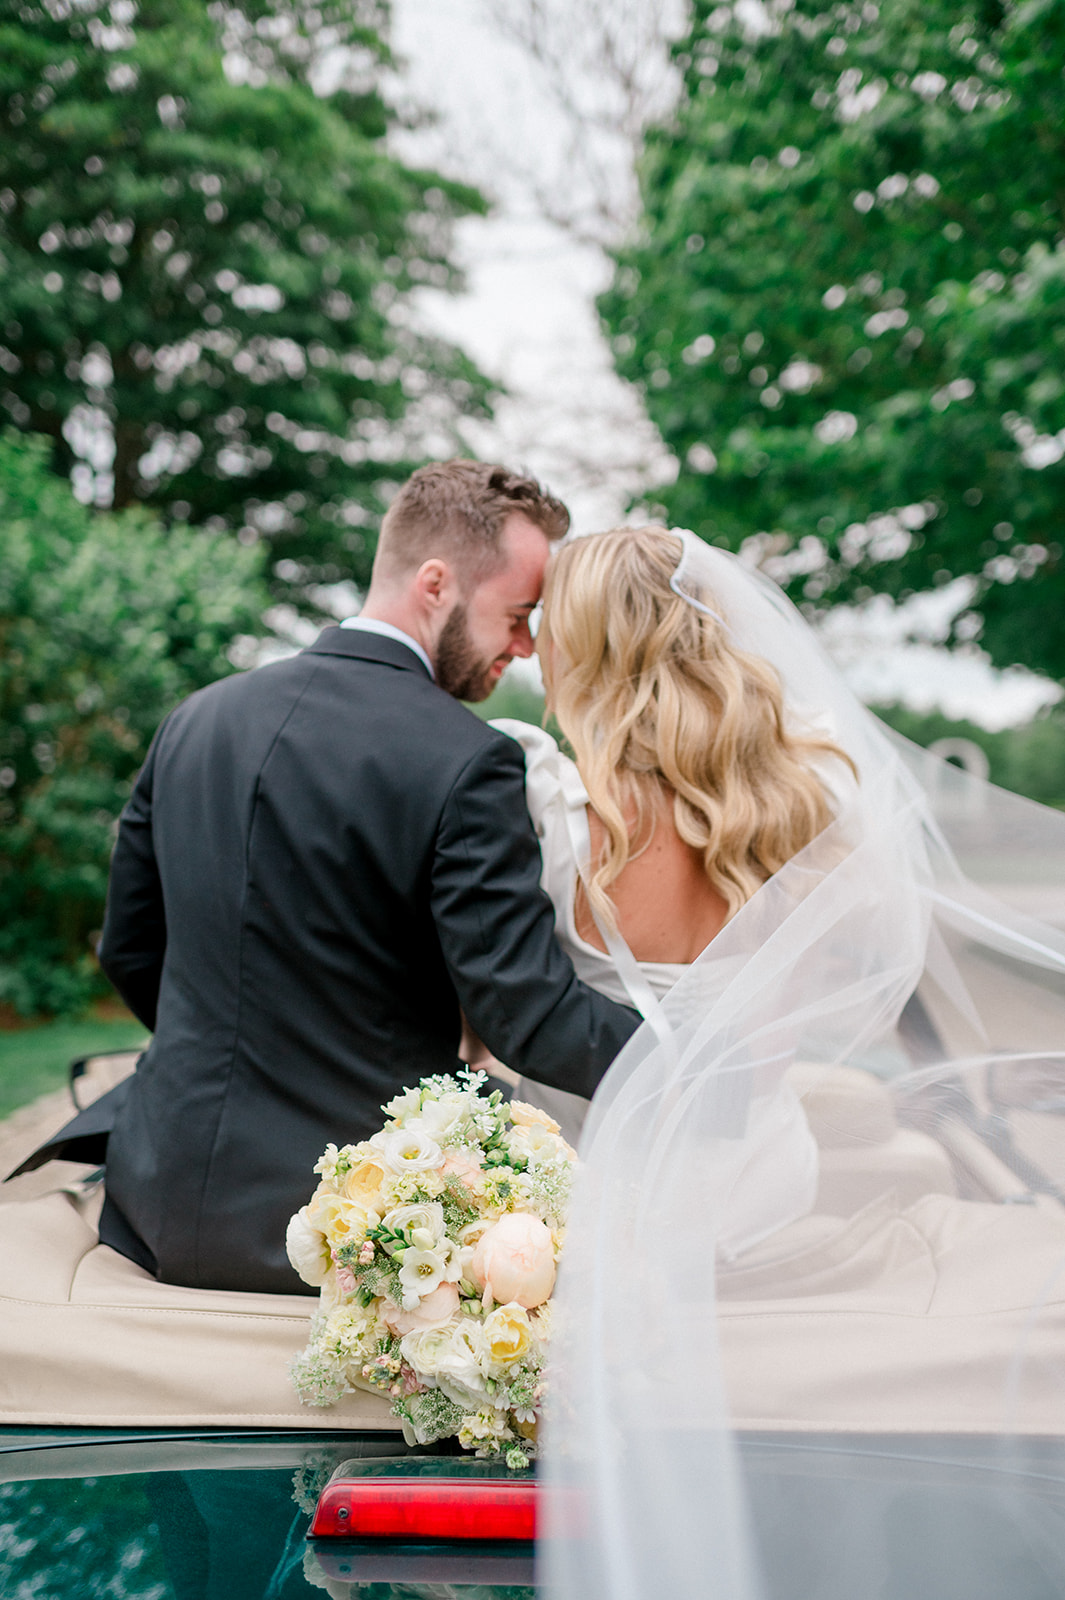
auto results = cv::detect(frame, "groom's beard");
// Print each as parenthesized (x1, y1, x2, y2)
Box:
(435, 603, 504, 702)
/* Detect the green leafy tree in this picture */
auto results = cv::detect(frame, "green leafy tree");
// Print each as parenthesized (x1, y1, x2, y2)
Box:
(602, 0, 1065, 679)
(0, 429, 267, 1016)
(0, 0, 489, 595)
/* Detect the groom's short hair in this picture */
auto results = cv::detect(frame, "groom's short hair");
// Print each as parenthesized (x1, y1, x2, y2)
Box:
(374, 460, 570, 587)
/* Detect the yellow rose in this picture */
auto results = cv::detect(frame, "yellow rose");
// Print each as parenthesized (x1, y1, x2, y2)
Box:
(308, 1190, 377, 1252)
(343, 1157, 388, 1210)
(509, 1100, 561, 1134)
(482, 1302, 533, 1368)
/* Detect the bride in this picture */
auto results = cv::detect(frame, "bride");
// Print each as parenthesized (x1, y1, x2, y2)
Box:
(482, 525, 1065, 1600)
(489, 523, 857, 1254)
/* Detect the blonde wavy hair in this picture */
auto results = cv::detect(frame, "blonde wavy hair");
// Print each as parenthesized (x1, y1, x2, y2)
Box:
(538, 527, 856, 930)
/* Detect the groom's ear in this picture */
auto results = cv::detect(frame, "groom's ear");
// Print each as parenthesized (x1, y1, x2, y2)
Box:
(412, 556, 460, 615)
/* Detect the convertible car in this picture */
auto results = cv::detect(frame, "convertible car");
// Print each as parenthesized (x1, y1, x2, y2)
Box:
(4, 1030, 1065, 1598)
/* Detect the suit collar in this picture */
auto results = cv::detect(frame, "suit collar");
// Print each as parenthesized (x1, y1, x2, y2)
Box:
(305, 625, 433, 678)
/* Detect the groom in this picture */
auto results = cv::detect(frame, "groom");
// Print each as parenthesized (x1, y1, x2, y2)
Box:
(52, 461, 639, 1294)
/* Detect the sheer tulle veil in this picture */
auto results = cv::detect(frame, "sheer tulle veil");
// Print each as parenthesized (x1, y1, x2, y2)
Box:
(540, 536, 1065, 1599)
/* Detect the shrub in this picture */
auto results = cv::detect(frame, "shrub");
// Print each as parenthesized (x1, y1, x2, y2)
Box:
(0, 430, 267, 1014)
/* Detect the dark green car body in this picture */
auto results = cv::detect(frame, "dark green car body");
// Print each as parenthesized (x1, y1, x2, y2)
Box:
(5, 1426, 1065, 1599)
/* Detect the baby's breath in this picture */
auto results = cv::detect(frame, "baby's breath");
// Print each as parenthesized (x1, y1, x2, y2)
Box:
(399, 1388, 466, 1444)
(289, 1345, 347, 1407)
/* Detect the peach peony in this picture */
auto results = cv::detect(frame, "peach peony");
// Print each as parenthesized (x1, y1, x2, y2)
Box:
(379, 1280, 460, 1338)
(469, 1213, 556, 1309)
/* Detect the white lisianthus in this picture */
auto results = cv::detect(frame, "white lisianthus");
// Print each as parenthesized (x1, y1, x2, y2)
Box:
(383, 1086, 424, 1122)
(378, 1127, 444, 1175)
(398, 1247, 450, 1309)
(407, 1091, 472, 1140)
(285, 1207, 332, 1288)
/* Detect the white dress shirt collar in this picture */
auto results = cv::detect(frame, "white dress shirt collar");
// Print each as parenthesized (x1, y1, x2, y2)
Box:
(339, 616, 435, 680)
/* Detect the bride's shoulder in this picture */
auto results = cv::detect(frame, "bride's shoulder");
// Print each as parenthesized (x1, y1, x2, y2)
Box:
(489, 717, 558, 760)
(488, 719, 586, 831)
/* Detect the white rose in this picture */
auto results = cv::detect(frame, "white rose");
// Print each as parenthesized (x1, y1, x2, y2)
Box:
(285, 1207, 332, 1288)
(400, 1322, 461, 1379)
(378, 1127, 445, 1175)
(433, 1323, 491, 1411)
(381, 1202, 446, 1248)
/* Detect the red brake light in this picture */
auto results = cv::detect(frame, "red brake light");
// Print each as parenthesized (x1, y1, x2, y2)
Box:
(310, 1477, 538, 1541)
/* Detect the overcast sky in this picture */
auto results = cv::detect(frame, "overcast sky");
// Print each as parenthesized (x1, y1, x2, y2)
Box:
(387, 0, 1060, 729)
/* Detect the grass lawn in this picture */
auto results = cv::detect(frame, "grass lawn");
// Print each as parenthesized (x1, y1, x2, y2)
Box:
(0, 1014, 149, 1120)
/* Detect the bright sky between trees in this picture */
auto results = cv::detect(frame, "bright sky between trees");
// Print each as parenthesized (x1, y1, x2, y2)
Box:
(388, 0, 1061, 730)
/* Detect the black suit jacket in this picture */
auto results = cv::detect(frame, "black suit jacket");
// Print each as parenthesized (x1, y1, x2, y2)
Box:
(90, 628, 638, 1292)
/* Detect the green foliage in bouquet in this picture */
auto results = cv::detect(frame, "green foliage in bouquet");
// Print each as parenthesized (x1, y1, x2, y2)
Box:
(0, 429, 266, 1015)
(603, 0, 1065, 681)
(0, 0, 490, 599)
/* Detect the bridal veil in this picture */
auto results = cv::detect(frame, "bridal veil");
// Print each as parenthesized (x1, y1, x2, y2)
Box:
(541, 538, 1065, 1599)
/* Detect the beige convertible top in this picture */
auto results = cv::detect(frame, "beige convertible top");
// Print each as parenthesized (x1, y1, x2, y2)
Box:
(6, 1057, 1065, 1434)
(0, 1169, 394, 1430)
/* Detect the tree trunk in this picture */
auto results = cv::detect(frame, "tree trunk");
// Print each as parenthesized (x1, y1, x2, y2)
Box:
(111, 416, 146, 510)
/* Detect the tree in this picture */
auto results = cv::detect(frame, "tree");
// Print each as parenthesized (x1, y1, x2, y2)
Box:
(0, 0, 489, 596)
(0, 429, 267, 1015)
(601, 0, 1065, 680)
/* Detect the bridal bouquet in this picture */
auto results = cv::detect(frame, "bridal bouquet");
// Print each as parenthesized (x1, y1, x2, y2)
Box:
(286, 1070, 574, 1468)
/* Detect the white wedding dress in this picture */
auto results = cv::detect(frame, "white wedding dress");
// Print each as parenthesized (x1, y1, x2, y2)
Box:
(491, 716, 820, 1262)
(528, 539, 1065, 1600)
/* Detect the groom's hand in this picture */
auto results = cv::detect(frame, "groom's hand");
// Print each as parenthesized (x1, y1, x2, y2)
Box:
(458, 1013, 494, 1068)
